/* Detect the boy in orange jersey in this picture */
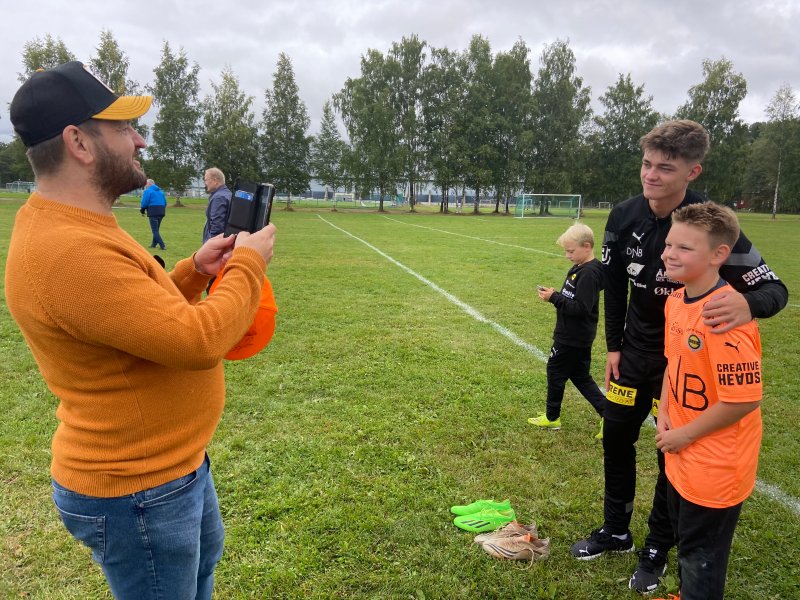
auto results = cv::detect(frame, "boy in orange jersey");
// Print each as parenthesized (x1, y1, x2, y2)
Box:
(656, 202, 762, 600)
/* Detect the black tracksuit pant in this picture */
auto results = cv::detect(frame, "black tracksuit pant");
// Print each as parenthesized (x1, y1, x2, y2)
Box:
(545, 342, 606, 421)
(602, 348, 674, 553)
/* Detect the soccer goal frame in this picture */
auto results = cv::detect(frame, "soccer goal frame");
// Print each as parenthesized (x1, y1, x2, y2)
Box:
(333, 192, 355, 207)
(515, 193, 582, 218)
(598, 201, 611, 210)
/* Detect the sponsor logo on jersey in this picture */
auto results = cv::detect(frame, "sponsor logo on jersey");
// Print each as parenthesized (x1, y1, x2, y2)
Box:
(742, 265, 779, 285)
(716, 361, 761, 386)
(607, 381, 637, 406)
(601, 246, 611, 265)
(632, 231, 645, 243)
(656, 268, 681, 284)
(627, 263, 644, 278)
(654, 287, 673, 296)
(626, 246, 643, 258)
(687, 334, 702, 350)
(724, 341, 741, 353)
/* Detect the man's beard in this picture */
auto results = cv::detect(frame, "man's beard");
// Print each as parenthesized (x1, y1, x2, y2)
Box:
(91, 140, 147, 205)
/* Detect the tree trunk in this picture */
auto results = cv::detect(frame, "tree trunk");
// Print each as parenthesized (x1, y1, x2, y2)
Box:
(473, 186, 480, 214)
(772, 154, 781, 220)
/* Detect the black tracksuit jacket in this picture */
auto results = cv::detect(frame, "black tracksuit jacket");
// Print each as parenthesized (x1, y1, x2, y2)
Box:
(602, 190, 788, 357)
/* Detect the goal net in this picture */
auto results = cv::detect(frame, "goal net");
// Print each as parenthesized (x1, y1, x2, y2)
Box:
(515, 194, 582, 218)
(598, 202, 611, 210)
(333, 192, 355, 206)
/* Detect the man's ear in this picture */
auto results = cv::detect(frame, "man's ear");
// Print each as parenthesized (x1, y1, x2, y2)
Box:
(686, 163, 703, 182)
(61, 125, 96, 167)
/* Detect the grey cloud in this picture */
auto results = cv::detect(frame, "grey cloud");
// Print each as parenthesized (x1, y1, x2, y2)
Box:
(2, 0, 798, 142)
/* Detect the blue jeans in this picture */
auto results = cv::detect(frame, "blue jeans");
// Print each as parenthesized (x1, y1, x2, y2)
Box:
(148, 215, 165, 249)
(52, 455, 225, 600)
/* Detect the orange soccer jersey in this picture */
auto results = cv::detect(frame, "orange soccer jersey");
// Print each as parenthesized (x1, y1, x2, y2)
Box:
(663, 283, 763, 509)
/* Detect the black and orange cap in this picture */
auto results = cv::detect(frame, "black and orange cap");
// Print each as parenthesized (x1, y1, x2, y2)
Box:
(10, 61, 153, 147)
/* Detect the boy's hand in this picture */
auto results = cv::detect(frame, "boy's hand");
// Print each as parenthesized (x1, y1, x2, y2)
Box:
(702, 290, 752, 333)
(656, 427, 692, 454)
(537, 286, 554, 301)
(655, 412, 671, 436)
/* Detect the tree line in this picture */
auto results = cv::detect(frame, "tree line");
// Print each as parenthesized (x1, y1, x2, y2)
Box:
(1, 32, 798, 215)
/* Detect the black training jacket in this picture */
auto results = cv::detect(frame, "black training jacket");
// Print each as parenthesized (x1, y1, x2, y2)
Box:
(602, 190, 788, 356)
(549, 258, 604, 348)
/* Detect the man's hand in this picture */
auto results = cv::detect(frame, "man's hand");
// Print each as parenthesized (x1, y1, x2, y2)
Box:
(605, 351, 621, 388)
(193, 233, 237, 276)
(234, 223, 277, 265)
(702, 290, 752, 334)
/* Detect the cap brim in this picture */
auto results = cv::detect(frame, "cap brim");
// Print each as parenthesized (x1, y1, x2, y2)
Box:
(93, 95, 153, 120)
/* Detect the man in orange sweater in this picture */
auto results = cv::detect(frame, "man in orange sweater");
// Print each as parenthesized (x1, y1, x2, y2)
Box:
(6, 61, 276, 600)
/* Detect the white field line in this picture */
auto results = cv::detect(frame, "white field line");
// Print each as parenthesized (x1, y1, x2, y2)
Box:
(318, 215, 547, 362)
(384, 217, 800, 311)
(382, 216, 562, 257)
(319, 214, 800, 518)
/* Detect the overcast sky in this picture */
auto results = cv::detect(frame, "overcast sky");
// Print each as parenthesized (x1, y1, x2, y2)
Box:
(2, 0, 799, 143)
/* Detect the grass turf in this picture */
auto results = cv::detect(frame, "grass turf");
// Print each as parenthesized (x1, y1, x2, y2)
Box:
(1, 199, 799, 599)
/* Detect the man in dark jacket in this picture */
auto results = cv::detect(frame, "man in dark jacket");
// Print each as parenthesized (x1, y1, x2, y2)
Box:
(140, 178, 167, 250)
(203, 168, 231, 244)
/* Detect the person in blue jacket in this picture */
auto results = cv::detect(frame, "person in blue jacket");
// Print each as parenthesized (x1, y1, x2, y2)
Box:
(139, 178, 167, 250)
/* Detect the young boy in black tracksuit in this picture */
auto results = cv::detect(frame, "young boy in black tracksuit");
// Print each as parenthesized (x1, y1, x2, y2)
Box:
(529, 223, 606, 437)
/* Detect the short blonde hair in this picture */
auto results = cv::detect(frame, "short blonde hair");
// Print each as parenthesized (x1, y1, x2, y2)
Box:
(557, 222, 595, 248)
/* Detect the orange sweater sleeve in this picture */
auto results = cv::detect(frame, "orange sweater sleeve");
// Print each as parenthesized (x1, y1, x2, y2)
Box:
(4, 194, 270, 496)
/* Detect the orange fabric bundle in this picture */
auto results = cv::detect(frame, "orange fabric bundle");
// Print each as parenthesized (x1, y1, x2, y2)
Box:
(210, 268, 278, 360)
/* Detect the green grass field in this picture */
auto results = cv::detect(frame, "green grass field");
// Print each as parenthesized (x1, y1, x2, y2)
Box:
(1, 199, 798, 599)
